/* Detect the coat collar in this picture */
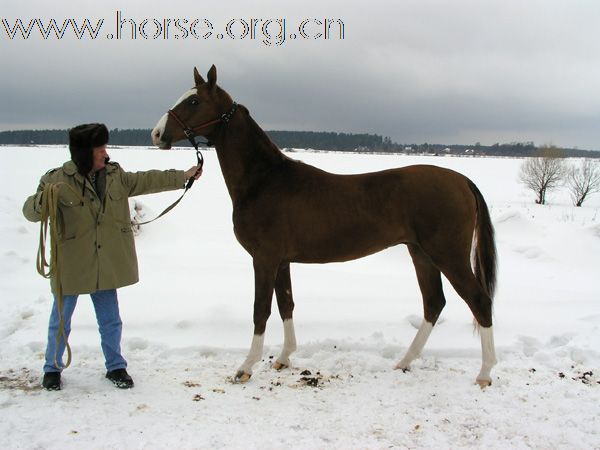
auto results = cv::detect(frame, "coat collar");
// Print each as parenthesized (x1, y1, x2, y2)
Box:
(62, 160, 115, 203)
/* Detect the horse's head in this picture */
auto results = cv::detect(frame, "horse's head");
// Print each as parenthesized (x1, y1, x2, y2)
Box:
(151, 65, 234, 149)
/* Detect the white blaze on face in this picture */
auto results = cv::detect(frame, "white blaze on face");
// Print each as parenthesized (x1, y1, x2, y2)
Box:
(151, 113, 168, 146)
(151, 88, 198, 146)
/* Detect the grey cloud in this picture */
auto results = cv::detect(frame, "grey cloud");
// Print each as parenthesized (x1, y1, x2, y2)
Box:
(2, 0, 600, 149)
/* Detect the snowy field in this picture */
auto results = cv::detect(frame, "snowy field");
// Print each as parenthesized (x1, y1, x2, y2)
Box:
(1, 146, 599, 449)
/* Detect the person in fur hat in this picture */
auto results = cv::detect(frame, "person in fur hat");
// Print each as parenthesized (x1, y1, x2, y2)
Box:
(23, 123, 202, 390)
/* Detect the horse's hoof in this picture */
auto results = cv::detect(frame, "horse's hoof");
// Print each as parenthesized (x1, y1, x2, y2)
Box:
(476, 378, 492, 389)
(235, 371, 252, 383)
(273, 361, 288, 371)
(394, 363, 410, 373)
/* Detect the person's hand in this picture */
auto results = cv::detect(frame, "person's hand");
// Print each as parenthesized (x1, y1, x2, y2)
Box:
(185, 165, 203, 181)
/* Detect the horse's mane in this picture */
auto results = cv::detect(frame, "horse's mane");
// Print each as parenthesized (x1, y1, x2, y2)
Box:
(235, 104, 291, 166)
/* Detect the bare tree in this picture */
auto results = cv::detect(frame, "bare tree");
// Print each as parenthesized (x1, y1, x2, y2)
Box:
(518, 146, 566, 205)
(567, 159, 600, 207)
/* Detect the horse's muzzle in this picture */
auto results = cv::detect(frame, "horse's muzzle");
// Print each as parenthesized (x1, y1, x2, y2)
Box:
(151, 128, 172, 149)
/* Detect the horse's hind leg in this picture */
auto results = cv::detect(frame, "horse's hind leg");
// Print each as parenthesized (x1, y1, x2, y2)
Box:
(272, 262, 297, 370)
(439, 263, 497, 388)
(396, 245, 446, 372)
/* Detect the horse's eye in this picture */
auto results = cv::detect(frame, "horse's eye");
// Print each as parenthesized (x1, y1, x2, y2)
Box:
(190, 98, 199, 106)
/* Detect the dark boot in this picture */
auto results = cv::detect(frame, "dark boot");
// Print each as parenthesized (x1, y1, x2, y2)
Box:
(106, 368, 134, 389)
(42, 372, 61, 391)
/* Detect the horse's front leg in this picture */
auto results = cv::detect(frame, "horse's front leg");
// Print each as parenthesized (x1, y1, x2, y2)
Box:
(235, 259, 277, 383)
(273, 262, 297, 371)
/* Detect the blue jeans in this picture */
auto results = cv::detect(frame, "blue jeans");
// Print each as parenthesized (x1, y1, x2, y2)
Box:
(44, 289, 127, 373)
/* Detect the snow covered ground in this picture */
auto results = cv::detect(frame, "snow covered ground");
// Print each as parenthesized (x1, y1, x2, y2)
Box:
(1, 146, 599, 449)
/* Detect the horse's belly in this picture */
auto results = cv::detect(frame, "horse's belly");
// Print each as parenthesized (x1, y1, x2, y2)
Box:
(291, 225, 404, 263)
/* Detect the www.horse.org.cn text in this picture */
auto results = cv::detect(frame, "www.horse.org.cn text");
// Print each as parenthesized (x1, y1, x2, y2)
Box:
(1, 11, 345, 47)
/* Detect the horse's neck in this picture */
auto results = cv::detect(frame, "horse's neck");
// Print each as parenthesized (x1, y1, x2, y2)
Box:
(214, 107, 286, 204)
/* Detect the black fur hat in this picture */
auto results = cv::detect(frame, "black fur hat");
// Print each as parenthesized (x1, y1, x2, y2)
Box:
(68, 123, 109, 175)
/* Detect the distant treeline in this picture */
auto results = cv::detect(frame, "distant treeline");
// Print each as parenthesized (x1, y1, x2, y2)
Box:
(0, 128, 386, 150)
(0, 129, 153, 146)
(1, 128, 599, 158)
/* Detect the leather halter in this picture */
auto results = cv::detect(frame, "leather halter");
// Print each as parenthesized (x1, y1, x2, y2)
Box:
(167, 101, 238, 150)
(166, 101, 238, 189)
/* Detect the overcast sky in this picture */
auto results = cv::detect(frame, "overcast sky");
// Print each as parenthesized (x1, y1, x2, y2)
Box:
(2, 0, 600, 149)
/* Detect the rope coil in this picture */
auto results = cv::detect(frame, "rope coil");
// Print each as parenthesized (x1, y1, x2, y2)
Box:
(36, 182, 84, 369)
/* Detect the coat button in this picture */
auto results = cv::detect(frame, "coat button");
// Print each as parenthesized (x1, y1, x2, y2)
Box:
(97, 244, 102, 249)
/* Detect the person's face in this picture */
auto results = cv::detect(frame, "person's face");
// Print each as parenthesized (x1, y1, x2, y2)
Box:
(92, 145, 109, 172)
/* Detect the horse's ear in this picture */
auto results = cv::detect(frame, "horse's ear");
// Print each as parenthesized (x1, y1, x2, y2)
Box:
(194, 67, 205, 86)
(207, 65, 217, 91)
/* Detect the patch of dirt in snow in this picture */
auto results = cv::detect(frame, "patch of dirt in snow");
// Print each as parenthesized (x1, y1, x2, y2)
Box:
(0, 367, 42, 392)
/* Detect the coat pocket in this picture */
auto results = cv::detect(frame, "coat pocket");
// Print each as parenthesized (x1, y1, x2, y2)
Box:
(58, 196, 80, 208)
(58, 197, 81, 240)
(108, 188, 123, 201)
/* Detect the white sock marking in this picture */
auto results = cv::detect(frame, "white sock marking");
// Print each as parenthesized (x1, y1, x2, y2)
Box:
(396, 319, 434, 370)
(238, 334, 264, 375)
(477, 326, 497, 383)
(277, 319, 297, 366)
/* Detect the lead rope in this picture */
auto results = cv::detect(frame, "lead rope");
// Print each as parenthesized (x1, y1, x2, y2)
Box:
(133, 149, 204, 226)
(36, 182, 86, 369)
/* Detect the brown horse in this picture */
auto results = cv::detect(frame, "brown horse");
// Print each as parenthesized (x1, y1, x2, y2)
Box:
(152, 66, 498, 387)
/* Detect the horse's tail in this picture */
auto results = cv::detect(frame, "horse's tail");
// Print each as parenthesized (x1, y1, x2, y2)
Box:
(469, 181, 497, 300)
